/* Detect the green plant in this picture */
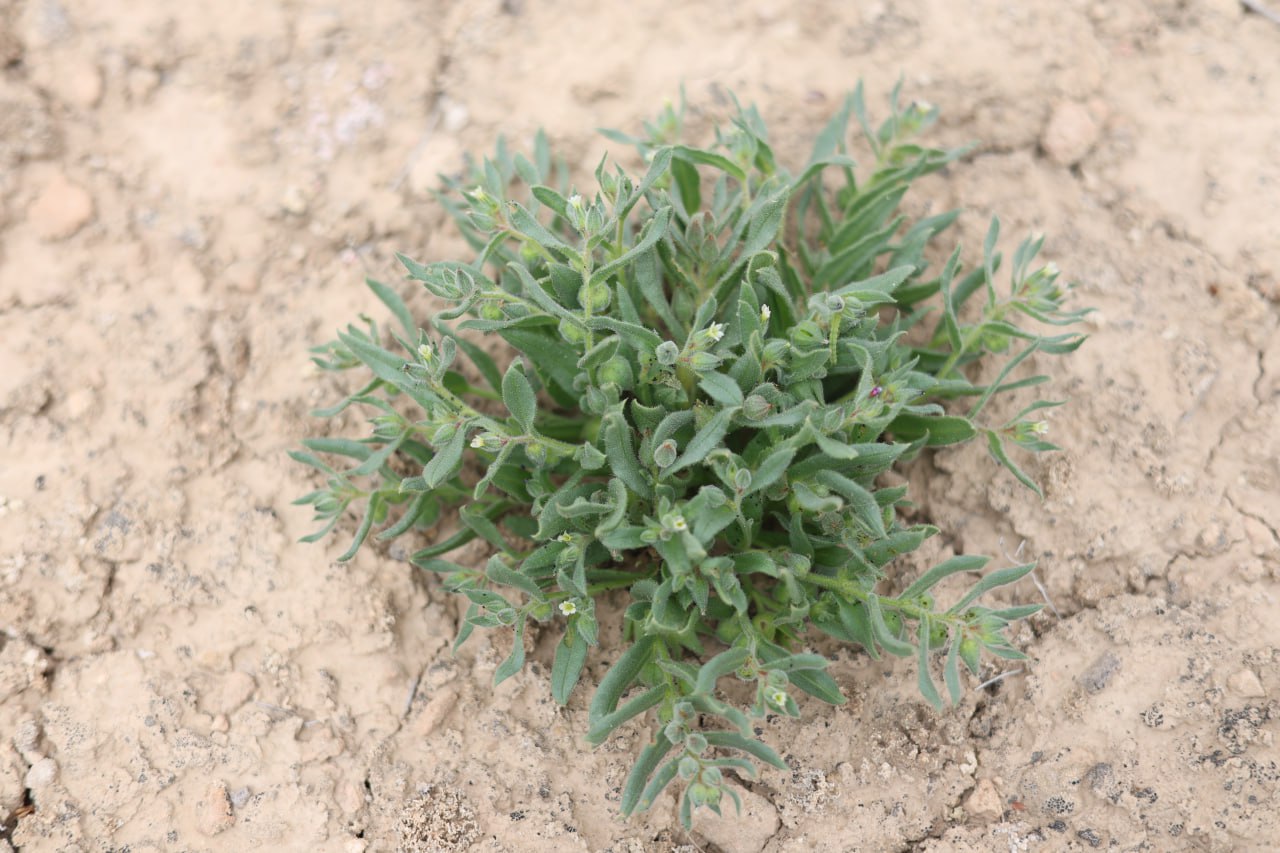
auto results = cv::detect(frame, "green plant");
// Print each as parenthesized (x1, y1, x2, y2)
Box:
(294, 86, 1086, 826)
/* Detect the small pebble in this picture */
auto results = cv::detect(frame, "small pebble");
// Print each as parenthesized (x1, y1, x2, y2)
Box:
(965, 778, 1003, 823)
(204, 671, 256, 715)
(28, 174, 94, 240)
(24, 757, 58, 790)
(55, 57, 103, 108)
(1041, 101, 1100, 166)
(196, 781, 234, 836)
(281, 185, 309, 216)
(1227, 669, 1265, 698)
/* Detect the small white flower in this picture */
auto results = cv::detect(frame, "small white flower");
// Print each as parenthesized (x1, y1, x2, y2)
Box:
(1030, 420, 1050, 435)
(671, 515, 688, 532)
(556, 532, 574, 543)
(568, 193, 584, 209)
(1043, 261, 1060, 277)
(559, 600, 578, 616)
(470, 435, 485, 449)
(760, 305, 771, 323)
(706, 322, 725, 343)
(768, 688, 788, 707)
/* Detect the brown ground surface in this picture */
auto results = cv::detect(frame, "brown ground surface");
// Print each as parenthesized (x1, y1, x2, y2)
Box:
(2, 0, 1279, 850)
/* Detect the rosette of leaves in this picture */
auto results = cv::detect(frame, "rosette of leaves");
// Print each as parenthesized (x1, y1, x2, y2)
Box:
(294, 85, 1087, 826)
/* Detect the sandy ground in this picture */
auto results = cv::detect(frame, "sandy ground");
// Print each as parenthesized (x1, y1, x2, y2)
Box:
(1, 0, 1279, 850)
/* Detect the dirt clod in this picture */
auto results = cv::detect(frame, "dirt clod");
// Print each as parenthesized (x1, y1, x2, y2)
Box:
(196, 781, 234, 836)
(695, 784, 780, 853)
(28, 173, 94, 240)
(965, 779, 1003, 823)
(1041, 101, 1100, 166)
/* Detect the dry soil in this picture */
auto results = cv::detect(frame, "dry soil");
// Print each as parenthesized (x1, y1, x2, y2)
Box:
(1, 1, 1279, 851)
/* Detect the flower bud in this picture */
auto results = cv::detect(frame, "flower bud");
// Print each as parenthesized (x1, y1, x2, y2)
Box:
(743, 394, 773, 420)
(578, 281, 611, 312)
(597, 355, 634, 389)
(575, 443, 606, 470)
(688, 351, 722, 372)
(655, 341, 680, 366)
(654, 439, 678, 469)
(558, 318, 586, 345)
(432, 422, 457, 445)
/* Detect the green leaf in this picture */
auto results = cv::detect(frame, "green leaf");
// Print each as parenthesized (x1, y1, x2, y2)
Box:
(589, 634, 657, 723)
(889, 413, 976, 446)
(950, 562, 1037, 614)
(602, 410, 652, 499)
(551, 629, 590, 704)
(671, 144, 747, 182)
(867, 596, 915, 657)
(501, 360, 537, 431)
(749, 446, 795, 494)
(506, 201, 582, 265)
(669, 407, 737, 474)
(337, 493, 382, 562)
(584, 316, 663, 355)
(702, 731, 789, 770)
(916, 617, 944, 710)
(985, 430, 1043, 497)
(620, 731, 677, 816)
(421, 425, 469, 489)
(586, 684, 665, 745)
(901, 555, 990, 599)
(591, 206, 673, 287)
(815, 470, 885, 538)
(494, 619, 527, 685)
(694, 647, 751, 694)
(366, 278, 417, 339)
(699, 372, 745, 407)
(944, 633, 964, 704)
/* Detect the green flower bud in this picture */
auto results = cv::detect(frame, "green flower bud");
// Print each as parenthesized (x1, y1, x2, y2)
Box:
(684, 732, 707, 754)
(558, 318, 587, 345)
(743, 394, 773, 420)
(575, 443, 606, 470)
(655, 341, 679, 366)
(654, 439, 678, 469)
(664, 720, 686, 744)
(525, 442, 549, 466)
(597, 355, 634, 389)
(479, 300, 504, 321)
(577, 281, 611, 312)
(926, 620, 949, 650)
(678, 756, 700, 780)
(716, 619, 743, 644)
(688, 782, 721, 808)
(432, 422, 457, 445)
(761, 339, 789, 364)
(881, 608, 904, 638)
(688, 351, 722, 372)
